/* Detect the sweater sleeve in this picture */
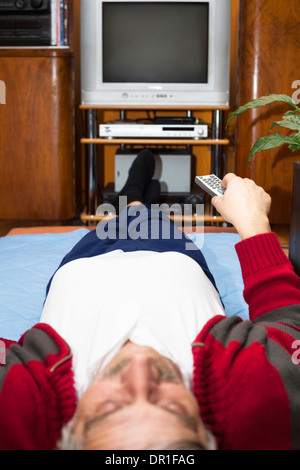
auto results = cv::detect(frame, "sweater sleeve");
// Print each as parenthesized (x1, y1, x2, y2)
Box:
(0, 338, 18, 349)
(192, 232, 300, 450)
(0, 324, 77, 450)
(235, 232, 300, 321)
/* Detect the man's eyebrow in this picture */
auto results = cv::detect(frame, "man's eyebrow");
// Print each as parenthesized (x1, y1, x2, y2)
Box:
(99, 359, 131, 378)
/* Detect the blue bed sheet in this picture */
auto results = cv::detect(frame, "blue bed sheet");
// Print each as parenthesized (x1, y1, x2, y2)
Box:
(191, 232, 248, 320)
(0, 229, 248, 341)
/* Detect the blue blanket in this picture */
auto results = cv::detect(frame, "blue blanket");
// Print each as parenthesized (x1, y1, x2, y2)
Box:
(0, 230, 248, 341)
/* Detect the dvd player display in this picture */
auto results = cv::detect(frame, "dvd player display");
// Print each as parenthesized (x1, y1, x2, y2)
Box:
(99, 121, 208, 139)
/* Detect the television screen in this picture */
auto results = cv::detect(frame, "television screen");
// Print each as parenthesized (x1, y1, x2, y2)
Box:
(102, 2, 209, 84)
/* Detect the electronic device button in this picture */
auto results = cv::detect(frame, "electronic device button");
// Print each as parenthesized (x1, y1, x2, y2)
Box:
(15, 0, 27, 8)
(31, 0, 43, 7)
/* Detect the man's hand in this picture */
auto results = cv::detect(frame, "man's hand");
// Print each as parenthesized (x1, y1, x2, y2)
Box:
(211, 173, 272, 240)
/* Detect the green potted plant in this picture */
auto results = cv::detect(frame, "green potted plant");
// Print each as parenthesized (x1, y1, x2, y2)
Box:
(227, 94, 300, 162)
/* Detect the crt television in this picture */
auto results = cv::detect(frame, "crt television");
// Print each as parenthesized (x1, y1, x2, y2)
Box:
(80, 0, 232, 107)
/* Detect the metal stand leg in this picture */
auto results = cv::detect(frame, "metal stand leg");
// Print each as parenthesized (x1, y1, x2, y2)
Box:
(210, 110, 225, 222)
(86, 109, 98, 215)
(210, 109, 224, 177)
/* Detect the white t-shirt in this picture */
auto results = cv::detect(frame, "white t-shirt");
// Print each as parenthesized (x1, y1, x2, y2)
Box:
(40, 250, 225, 396)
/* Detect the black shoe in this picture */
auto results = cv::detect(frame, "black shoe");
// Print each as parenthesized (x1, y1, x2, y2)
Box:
(144, 179, 161, 205)
(119, 149, 155, 203)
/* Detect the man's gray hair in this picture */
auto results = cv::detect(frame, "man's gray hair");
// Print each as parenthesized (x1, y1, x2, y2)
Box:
(56, 417, 217, 451)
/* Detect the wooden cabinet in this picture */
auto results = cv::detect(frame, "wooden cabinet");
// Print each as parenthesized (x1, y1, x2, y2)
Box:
(0, 0, 76, 221)
(235, 0, 300, 224)
(0, 48, 74, 220)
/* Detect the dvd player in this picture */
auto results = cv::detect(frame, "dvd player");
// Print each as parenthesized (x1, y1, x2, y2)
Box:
(99, 121, 208, 139)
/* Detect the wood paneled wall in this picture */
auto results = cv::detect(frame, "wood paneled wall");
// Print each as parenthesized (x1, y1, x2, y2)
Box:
(235, 0, 300, 224)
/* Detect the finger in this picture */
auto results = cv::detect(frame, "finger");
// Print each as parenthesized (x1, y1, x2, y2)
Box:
(211, 195, 222, 211)
(221, 173, 237, 188)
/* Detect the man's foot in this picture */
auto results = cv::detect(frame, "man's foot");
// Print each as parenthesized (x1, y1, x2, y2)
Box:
(144, 179, 161, 205)
(112, 149, 161, 213)
(119, 149, 155, 203)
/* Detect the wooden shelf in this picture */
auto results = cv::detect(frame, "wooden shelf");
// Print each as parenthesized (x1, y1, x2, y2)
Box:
(0, 48, 72, 58)
(80, 208, 224, 225)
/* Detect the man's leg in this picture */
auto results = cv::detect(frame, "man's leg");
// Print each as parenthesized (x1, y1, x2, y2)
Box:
(118, 203, 218, 291)
(46, 148, 218, 294)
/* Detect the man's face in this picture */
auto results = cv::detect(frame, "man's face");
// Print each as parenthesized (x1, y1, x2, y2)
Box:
(73, 342, 207, 450)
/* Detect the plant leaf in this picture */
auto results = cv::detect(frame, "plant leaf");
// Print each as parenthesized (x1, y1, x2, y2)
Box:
(249, 132, 300, 161)
(284, 110, 298, 117)
(288, 133, 300, 152)
(289, 143, 300, 152)
(227, 94, 299, 124)
(270, 114, 300, 131)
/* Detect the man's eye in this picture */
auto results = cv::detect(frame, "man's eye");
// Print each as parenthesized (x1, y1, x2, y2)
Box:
(84, 401, 123, 435)
(96, 400, 120, 415)
(161, 401, 186, 414)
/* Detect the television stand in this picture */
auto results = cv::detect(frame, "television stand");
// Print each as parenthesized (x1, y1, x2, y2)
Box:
(79, 105, 230, 224)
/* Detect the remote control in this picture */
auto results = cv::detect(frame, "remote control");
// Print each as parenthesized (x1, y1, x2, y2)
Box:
(195, 175, 226, 198)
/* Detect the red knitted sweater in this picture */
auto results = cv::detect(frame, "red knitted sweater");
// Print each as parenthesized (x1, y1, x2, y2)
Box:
(1, 232, 300, 450)
(192, 232, 300, 450)
(0, 324, 77, 450)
